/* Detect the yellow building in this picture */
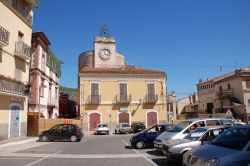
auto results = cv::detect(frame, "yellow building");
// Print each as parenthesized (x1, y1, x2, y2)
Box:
(78, 30, 168, 132)
(0, 0, 39, 140)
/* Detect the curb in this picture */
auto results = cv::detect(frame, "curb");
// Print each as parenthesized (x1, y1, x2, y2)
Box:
(0, 137, 38, 148)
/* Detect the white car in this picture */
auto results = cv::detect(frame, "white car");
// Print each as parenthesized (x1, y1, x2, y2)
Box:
(95, 123, 109, 135)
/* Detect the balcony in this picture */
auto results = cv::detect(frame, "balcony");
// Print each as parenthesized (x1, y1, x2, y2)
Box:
(3, 0, 34, 26)
(14, 41, 31, 61)
(48, 97, 58, 107)
(143, 94, 158, 104)
(217, 89, 234, 99)
(115, 94, 131, 104)
(0, 75, 28, 96)
(0, 26, 9, 46)
(86, 95, 101, 104)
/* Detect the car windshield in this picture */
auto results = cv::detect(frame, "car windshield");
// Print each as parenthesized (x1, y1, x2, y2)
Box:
(98, 124, 107, 127)
(122, 124, 130, 127)
(184, 128, 207, 141)
(168, 121, 192, 132)
(210, 127, 250, 150)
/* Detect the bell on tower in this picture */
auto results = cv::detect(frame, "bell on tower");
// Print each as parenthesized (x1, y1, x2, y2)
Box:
(100, 25, 110, 37)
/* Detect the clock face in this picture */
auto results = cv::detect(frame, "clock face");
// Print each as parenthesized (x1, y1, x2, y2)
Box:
(99, 49, 110, 59)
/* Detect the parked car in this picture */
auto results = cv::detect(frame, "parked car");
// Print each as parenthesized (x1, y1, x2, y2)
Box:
(130, 124, 173, 149)
(39, 124, 83, 142)
(131, 122, 145, 133)
(114, 123, 133, 134)
(95, 123, 109, 135)
(182, 125, 250, 166)
(154, 118, 235, 150)
(162, 126, 229, 162)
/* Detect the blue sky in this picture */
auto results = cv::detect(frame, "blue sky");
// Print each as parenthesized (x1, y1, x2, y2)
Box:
(33, 0, 250, 98)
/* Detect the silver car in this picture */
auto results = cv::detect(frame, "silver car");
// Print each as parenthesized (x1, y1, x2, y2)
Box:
(162, 126, 229, 161)
(183, 125, 250, 166)
(114, 123, 132, 134)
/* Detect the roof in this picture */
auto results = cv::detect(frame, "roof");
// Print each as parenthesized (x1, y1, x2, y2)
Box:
(79, 65, 166, 77)
(32, 32, 50, 45)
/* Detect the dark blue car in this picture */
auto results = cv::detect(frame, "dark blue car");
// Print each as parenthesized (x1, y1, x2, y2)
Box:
(130, 124, 173, 149)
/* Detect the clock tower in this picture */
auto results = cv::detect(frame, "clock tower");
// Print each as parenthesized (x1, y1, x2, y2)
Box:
(94, 26, 125, 68)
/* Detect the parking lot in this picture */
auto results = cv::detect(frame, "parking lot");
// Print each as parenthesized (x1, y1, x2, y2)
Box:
(0, 134, 179, 166)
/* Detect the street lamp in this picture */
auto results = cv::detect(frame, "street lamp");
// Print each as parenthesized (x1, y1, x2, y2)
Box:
(38, 84, 47, 135)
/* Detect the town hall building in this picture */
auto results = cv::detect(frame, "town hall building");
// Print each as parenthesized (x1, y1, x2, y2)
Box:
(78, 28, 168, 132)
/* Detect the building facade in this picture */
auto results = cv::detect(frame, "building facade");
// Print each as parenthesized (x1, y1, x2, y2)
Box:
(197, 67, 250, 123)
(0, 0, 39, 140)
(167, 92, 198, 121)
(78, 34, 168, 132)
(29, 32, 61, 119)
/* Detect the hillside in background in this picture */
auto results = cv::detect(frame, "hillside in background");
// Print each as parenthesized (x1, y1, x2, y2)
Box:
(59, 86, 77, 101)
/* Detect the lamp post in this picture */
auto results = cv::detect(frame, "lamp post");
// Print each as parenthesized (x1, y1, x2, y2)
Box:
(38, 84, 47, 135)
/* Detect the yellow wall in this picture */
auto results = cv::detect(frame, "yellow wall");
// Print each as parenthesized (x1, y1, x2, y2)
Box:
(0, 2, 32, 83)
(80, 77, 168, 131)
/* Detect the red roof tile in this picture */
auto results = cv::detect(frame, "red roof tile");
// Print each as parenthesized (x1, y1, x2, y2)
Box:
(80, 66, 166, 77)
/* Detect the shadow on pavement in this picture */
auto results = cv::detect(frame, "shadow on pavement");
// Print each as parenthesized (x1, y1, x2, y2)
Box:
(151, 158, 181, 166)
(146, 149, 164, 156)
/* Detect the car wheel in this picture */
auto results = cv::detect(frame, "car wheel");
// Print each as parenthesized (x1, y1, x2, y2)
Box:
(181, 151, 188, 165)
(70, 135, 78, 142)
(136, 141, 145, 149)
(41, 135, 49, 142)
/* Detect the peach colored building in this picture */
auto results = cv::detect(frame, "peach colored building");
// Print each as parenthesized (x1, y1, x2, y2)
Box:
(0, 0, 38, 140)
(29, 32, 62, 119)
(197, 67, 250, 123)
(78, 31, 168, 132)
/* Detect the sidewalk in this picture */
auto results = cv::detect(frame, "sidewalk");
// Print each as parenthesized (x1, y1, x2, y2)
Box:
(0, 136, 38, 148)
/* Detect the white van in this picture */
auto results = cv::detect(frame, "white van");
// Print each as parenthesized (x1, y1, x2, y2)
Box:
(154, 118, 234, 150)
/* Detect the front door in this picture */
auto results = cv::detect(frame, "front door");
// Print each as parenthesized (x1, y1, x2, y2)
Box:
(147, 112, 157, 128)
(119, 112, 129, 123)
(89, 113, 100, 131)
(10, 105, 20, 138)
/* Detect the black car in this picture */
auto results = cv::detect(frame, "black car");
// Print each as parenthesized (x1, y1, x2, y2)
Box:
(131, 122, 145, 133)
(39, 124, 83, 142)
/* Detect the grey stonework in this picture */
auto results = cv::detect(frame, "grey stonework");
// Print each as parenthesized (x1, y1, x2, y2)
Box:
(0, 123, 8, 140)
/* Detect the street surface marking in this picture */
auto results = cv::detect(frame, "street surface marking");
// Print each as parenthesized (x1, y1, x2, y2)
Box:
(0, 158, 35, 160)
(120, 139, 158, 166)
(24, 157, 47, 166)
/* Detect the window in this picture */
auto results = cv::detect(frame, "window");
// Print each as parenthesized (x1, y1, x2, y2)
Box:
(147, 83, 155, 100)
(40, 78, 45, 97)
(119, 83, 127, 101)
(227, 83, 231, 90)
(18, 31, 23, 41)
(55, 87, 58, 99)
(206, 120, 221, 126)
(219, 86, 223, 91)
(246, 80, 250, 89)
(91, 83, 99, 102)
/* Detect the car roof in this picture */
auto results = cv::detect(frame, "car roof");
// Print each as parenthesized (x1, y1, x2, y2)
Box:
(185, 118, 233, 122)
(195, 125, 230, 130)
(230, 124, 250, 129)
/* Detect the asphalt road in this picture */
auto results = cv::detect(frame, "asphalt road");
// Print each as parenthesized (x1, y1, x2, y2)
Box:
(0, 134, 180, 166)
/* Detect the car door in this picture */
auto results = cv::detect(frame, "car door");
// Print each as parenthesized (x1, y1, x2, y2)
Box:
(53, 124, 64, 140)
(60, 124, 71, 140)
(48, 125, 61, 140)
(144, 126, 159, 145)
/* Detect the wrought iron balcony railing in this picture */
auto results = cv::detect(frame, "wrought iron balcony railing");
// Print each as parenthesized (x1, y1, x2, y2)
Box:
(143, 94, 158, 104)
(86, 95, 101, 104)
(3, 0, 33, 26)
(115, 94, 132, 103)
(0, 75, 29, 95)
(15, 41, 31, 60)
(217, 89, 234, 99)
(0, 26, 9, 46)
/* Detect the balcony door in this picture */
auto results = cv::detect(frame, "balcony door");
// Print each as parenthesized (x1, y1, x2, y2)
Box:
(120, 83, 127, 101)
(91, 83, 99, 102)
(147, 83, 155, 101)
